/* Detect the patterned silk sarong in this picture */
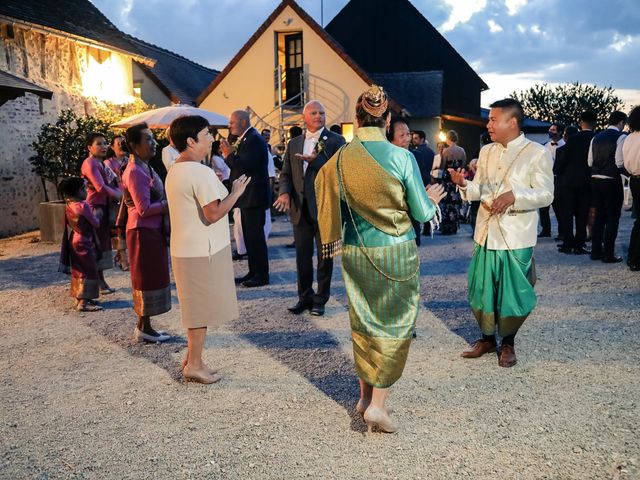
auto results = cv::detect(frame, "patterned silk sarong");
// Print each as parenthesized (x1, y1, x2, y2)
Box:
(342, 240, 419, 388)
(468, 243, 537, 336)
(127, 228, 171, 317)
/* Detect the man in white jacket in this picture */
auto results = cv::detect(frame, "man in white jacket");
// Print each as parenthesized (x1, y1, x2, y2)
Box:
(450, 98, 553, 367)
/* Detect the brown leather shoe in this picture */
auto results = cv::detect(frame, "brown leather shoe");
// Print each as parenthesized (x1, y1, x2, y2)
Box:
(461, 339, 497, 358)
(498, 344, 517, 367)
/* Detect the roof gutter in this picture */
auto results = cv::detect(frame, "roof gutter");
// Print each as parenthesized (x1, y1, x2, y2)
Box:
(0, 14, 156, 67)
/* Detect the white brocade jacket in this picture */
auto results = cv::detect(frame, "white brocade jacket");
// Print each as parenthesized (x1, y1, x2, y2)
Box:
(460, 134, 554, 250)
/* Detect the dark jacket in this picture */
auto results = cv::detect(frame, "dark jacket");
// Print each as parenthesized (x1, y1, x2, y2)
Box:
(591, 128, 623, 178)
(225, 127, 271, 209)
(410, 144, 435, 186)
(555, 130, 595, 188)
(278, 127, 345, 225)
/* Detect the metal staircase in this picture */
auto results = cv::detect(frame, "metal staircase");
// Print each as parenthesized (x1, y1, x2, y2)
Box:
(246, 66, 306, 148)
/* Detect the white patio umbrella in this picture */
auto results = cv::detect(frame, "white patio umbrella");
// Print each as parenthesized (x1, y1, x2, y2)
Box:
(110, 104, 228, 129)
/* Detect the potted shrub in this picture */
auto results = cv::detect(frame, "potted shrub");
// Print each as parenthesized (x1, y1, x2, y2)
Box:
(30, 109, 112, 242)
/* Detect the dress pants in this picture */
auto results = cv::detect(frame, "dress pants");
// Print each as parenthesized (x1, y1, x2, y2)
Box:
(293, 201, 333, 306)
(241, 207, 269, 281)
(559, 185, 590, 249)
(539, 206, 551, 235)
(590, 178, 623, 257)
(628, 177, 640, 266)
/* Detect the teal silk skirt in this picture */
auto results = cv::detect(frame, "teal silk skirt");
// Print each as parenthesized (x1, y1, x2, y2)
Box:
(468, 243, 537, 337)
(341, 240, 419, 388)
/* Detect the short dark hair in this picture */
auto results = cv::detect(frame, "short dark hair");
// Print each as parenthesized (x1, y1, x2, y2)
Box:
(608, 110, 628, 126)
(564, 125, 579, 137)
(490, 98, 524, 130)
(169, 115, 209, 152)
(261, 128, 271, 136)
(86, 132, 106, 147)
(58, 176, 85, 199)
(412, 130, 426, 141)
(355, 93, 389, 128)
(627, 106, 640, 132)
(211, 140, 221, 155)
(550, 122, 565, 133)
(329, 124, 342, 134)
(125, 122, 149, 146)
(579, 110, 597, 125)
(289, 126, 303, 139)
(386, 117, 408, 142)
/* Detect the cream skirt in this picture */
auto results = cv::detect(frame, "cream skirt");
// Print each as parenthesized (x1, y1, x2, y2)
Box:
(171, 244, 239, 329)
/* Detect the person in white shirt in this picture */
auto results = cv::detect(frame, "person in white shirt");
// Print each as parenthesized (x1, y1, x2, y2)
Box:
(161, 127, 180, 172)
(622, 106, 640, 270)
(450, 98, 553, 368)
(539, 122, 565, 238)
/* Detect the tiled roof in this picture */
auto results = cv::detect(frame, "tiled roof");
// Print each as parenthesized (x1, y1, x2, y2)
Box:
(0, 0, 151, 63)
(126, 35, 219, 105)
(370, 71, 443, 117)
(0, 69, 53, 103)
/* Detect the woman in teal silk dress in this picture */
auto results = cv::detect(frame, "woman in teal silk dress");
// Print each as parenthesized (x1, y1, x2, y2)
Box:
(315, 86, 445, 433)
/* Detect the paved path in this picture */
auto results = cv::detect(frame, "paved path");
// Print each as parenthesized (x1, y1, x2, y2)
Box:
(0, 211, 638, 479)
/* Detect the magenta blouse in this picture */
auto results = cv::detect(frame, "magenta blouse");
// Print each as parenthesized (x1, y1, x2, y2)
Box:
(81, 156, 121, 207)
(121, 158, 166, 230)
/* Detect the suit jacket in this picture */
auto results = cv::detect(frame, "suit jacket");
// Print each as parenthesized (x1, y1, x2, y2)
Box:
(410, 144, 435, 186)
(225, 127, 270, 209)
(555, 130, 595, 188)
(279, 127, 346, 225)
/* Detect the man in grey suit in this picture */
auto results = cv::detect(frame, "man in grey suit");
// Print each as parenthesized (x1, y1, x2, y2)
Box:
(274, 100, 346, 315)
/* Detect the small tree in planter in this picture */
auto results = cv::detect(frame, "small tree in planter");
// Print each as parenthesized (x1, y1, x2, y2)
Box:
(29, 109, 113, 201)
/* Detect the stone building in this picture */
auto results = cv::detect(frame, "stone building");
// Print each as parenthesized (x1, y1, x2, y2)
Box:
(0, 1, 218, 237)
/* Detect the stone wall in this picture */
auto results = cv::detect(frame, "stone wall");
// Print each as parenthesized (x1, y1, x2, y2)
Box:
(0, 25, 133, 237)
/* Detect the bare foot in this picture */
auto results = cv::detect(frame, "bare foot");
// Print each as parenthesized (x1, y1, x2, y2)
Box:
(181, 357, 219, 375)
(183, 365, 222, 384)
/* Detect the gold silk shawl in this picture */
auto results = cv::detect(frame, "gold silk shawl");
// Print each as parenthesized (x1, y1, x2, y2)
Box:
(315, 135, 413, 258)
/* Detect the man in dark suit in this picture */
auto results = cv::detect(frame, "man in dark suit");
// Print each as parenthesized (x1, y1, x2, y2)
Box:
(274, 100, 346, 316)
(410, 130, 435, 236)
(221, 110, 271, 287)
(556, 111, 597, 255)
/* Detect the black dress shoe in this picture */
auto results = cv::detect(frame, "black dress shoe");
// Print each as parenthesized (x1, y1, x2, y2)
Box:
(310, 304, 325, 316)
(242, 277, 269, 287)
(554, 236, 564, 241)
(572, 247, 591, 255)
(602, 255, 623, 264)
(287, 300, 313, 314)
(235, 273, 254, 284)
(232, 251, 248, 261)
(629, 264, 640, 271)
(590, 253, 602, 261)
(557, 246, 573, 254)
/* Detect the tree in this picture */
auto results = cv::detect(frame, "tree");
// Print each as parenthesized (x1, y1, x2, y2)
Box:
(29, 99, 154, 201)
(510, 82, 625, 129)
(29, 109, 112, 201)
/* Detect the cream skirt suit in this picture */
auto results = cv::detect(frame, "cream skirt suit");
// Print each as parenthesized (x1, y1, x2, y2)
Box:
(166, 162, 238, 329)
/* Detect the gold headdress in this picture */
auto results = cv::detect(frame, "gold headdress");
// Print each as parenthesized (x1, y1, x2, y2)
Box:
(361, 85, 388, 118)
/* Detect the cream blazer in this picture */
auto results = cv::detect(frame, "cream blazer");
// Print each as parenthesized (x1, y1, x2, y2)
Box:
(460, 134, 553, 250)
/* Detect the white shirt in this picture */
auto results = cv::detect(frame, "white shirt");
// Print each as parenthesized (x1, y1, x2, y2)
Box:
(587, 126, 626, 179)
(460, 134, 554, 250)
(302, 129, 322, 175)
(267, 151, 276, 178)
(545, 138, 565, 162)
(165, 162, 230, 258)
(431, 153, 443, 179)
(622, 131, 640, 176)
(211, 154, 230, 181)
(162, 145, 180, 172)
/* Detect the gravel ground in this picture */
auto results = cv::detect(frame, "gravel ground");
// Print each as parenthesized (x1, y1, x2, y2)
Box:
(0, 211, 638, 480)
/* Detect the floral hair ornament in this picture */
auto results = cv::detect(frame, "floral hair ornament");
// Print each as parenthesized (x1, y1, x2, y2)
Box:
(361, 84, 388, 118)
